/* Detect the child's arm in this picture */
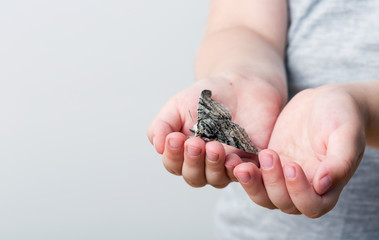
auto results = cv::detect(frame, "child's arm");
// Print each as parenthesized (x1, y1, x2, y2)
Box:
(196, 0, 288, 103)
(346, 81, 379, 147)
(148, 0, 288, 188)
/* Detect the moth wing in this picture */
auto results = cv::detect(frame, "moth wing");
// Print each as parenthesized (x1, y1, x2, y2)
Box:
(209, 99, 232, 120)
(230, 122, 259, 154)
(213, 120, 259, 154)
(198, 90, 232, 121)
(196, 89, 258, 154)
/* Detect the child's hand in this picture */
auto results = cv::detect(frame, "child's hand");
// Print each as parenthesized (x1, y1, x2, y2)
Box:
(234, 85, 366, 218)
(147, 75, 282, 188)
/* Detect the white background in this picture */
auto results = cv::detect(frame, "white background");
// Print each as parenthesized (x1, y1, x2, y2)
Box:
(0, 1, 220, 239)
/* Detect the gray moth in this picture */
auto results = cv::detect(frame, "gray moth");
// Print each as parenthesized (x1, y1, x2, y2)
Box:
(190, 89, 259, 154)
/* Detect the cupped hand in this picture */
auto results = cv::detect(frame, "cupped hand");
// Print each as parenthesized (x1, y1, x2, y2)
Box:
(147, 75, 283, 188)
(234, 85, 366, 217)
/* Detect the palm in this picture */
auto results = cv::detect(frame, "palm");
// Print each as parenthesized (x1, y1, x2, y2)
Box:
(171, 77, 281, 151)
(268, 87, 365, 188)
(148, 76, 283, 188)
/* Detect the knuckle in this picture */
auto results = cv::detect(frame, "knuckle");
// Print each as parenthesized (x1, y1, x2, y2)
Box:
(166, 167, 181, 176)
(251, 198, 277, 210)
(229, 176, 238, 182)
(206, 158, 221, 167)
(210, 181, 230, 189)
(306, 210, 324, 219)
(207, 172, 230, 188)
(280, 205, 301, 215)
(184, 178, 206, 188)
(162, 160, 182, 176)
(266, 205, 277, 210)
(304, 207, 328, 219)
(263, 177, 282, 188)
(185, 155, 205, 167)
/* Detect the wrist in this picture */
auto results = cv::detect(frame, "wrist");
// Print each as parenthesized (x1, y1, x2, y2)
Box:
(325, 82, 378, 146)
(345, 81, 379, 146)
(198, 70, 288, 109)
(339, 82, 369, 123)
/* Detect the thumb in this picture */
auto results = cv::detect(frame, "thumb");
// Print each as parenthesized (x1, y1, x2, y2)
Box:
(147, 99, 185, 154)
(313, 126, 365, 195)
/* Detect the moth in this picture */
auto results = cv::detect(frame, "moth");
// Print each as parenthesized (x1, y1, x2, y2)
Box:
(190, 89, 259, 154)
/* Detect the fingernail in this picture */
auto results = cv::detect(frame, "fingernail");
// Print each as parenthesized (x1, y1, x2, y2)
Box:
(152, 137, 155, 147)
(284, 165, 296, 180)
(206, 151, 219, 163)
(168, 138, 181, 149)
(187, 145, 201, 157)
(260, 153, 273, 169)
(236, 171, 251, 184)
(319, 175, 332, 193)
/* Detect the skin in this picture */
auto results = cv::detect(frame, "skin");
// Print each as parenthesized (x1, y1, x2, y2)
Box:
(148, 0, 379, 218)
(147, 0, 288, 188)
(148, 76, 282, 188)
(234, 84, 368, 217)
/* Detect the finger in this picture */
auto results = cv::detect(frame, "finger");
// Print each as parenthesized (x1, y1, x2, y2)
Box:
(224, 146, 260, 167)
(162, 132, 187, 176)
(259, 150, 300, 214)
(234, 162, 276, 209)
(147, 99, 184, 154)
(224, 150, 258, 182)
(284, 162, 340, 218)
(205, 141, 229, 188)
(313, 124, 365, 195)
(182, 137, 207, 187)
(225, 153, 243, 182)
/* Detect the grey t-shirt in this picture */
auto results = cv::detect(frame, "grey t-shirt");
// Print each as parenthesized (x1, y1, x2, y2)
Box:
(215, 1, 379, 239)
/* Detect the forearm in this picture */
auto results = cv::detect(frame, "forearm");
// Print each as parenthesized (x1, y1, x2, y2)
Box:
(195, 0, 288, 106)
(195, 27, 287, 104)
(344, 81, 379, 147)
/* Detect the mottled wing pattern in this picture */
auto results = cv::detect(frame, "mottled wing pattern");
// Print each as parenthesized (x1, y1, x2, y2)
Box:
(214, 120, 259, 154)
(194, 89, 259, 154)
(197, 89, 231, 121)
